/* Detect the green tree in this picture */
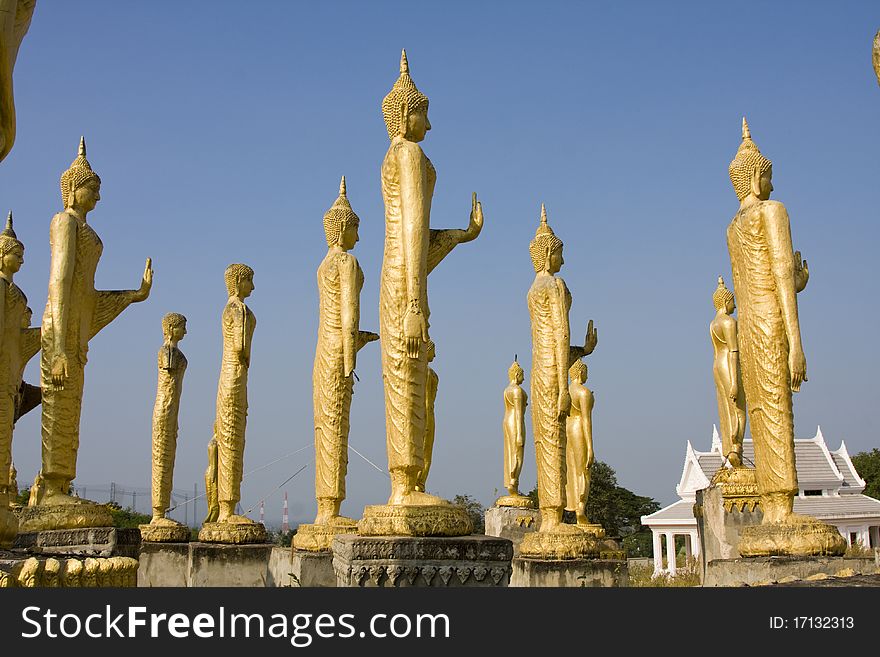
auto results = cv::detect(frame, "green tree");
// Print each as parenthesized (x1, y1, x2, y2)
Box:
(105, 501, 153, 528)
(451, 494, 485, 533)
(526, 460, 660, 556)
(852, 448, 880, 500)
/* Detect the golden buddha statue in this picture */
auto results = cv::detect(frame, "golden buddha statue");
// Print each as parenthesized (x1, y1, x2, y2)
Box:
(198, 264, 266, 544)
(496, 358, 533, 508)
(874, 29, 880, 86)
(294, 178, 379, 551)
(0, 0, 35, 163)
(141, 313, 190, 542)
(710, 277, 746, 468)
(415, 339, 438, 493)
(565, 359, 597, 529)
(726, 119, 844, 556)
(359, 50, 483, 537)
(0, 212, 26, 545)
(21, 139, 153, 532)
(203, 437, 219, 524)
(14, 304, 40, 424)
(520, 205, 599, 558)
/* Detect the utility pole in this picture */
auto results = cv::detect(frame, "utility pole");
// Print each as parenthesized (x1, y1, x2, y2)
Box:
(282, 491, 289, 533)
(110, 481, 116, 504)
(193, 483, 198, 526)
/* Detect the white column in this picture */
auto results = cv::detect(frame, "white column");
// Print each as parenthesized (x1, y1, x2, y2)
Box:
(859, 527, 870, 549)
(684, 533, 692, 560)
(870, 526, 880, 549)
(691, 530, 701, 558)
(665, 532, 677, 575)
(652, 531, 663, 576)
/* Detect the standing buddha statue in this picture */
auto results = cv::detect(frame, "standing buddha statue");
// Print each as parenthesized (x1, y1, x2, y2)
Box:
(496, 358, 532, 508)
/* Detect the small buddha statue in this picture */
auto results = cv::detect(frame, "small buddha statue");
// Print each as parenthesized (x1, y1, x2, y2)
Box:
(496, 358, 532, 507)
(142, 313, 189, 542)
(565, 359, 595, 527)
(710, 277, 746, 467)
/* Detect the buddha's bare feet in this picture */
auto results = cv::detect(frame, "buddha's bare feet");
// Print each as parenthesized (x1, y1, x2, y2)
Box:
(39, 489, 85, 506)
(224, 514, 255, 525)
(150, 516, 182, 527)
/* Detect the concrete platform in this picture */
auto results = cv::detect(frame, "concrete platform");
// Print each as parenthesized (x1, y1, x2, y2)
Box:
(138, 542, 189, 587)
(510, 557, 628, 587)
(137, 541, 275, 587)
(333, 534, 513, 587)
(704, 555, 877, 587)
(290, 549, 335, 587)
(484, 506, 540, 555)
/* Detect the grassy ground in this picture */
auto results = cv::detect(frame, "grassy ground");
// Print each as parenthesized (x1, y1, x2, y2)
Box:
(628, 558, 701, 587)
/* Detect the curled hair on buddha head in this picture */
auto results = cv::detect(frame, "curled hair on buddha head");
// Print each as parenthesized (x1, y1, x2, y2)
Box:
(323, 176, 360, 247)
(728, 118, 771, 201)
(569, 359, 587, 382)
(60, 137, 101, 209)
(508, 357, 524, 381)
(0, 212, 24, 257)
(529, 204, 563, 273)
(713, 276, 735, 311)
(161, 312, 187, 337)
(224, 263, 254, 296)
(381, 49, 429, 140)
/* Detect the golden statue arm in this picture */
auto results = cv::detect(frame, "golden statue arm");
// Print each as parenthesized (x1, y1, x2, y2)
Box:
(89, 258, 151, 340)
(339, 254, 359, 376)
(0, 280, 6, 355)
(426, 193, 484, 274)
(763, 202, 807, 391)
(47, 214, 77, 357)
(552, 278, 571, 416)
(582, 391, 595, 468)
(722, 318, 740, 400)
(568, 319, 598, 365)
(793, 250, 809, 293)
(0, 0, 36, 163)
(19, 325, 40, 364)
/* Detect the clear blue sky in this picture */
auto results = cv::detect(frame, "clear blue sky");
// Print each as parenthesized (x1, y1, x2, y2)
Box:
(2, 1, 878, 526)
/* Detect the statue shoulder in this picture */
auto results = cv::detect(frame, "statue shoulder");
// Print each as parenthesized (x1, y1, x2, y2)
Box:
(49, 210, 78, 234)
(389, 138, 424, 163)
(758, 199, 790, 222)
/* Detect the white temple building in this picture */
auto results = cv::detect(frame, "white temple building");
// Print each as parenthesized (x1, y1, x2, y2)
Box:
(641, 426, 880, 576)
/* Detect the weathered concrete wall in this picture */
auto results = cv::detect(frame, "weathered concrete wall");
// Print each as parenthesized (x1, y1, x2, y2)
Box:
(704, 556, 877, 587)
(138, 542, 188, 587)
(188, 543, 273, 587)
(267, 546, 291, 587)
(510, 557, 628, 587)
(290, 549, 336, 587)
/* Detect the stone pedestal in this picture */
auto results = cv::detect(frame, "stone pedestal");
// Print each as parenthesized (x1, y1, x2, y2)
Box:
(292, 521, 357, 551)
(358, 504, 472, 537)
(290, 549, 336, 587)
(138, 542, 189, 587)
(198, 521, 268, 544)
(267, 546, 292, 587)
(510, 557, 628, 587)
(333, 534, 513, 587)
(484, 506, 540, 555)
(139, 522, 190, 543)
(704, 555, 877, 587)
(13, 527, 141, 558)
(695, 483, 762, 577)
(16, 501, 113, 532)
(188, 542, 273, 586)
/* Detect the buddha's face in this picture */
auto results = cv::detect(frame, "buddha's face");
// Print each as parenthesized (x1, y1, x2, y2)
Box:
(74, 180, 101, 212)
(406, 108, 431, 142)
(340, 221, 359, 251)
(515, 371, 524, 385)
(237, 276, 255, 299)
(548, 245, 564, 274)
(726, 297, 735, 315)
(170, 322, 187, 343)
(2, 246, 23, 275)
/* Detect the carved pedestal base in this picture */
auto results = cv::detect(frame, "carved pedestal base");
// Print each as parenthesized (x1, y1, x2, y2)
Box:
(357, 504, 472, 537)
(16, 501, 113, 532)
(494, 494, 535, 509)
(333, 534, 513, 587)
(739, 516, 847, 557)
(293, 519, 358, 551)
(711, 466, 760, 511)
(510, 557, 628, 587)
(13, 527, 141, 558)
(139, 523, 191, 543)
(198, 521, 268, 544)
(0, 554, 138, 587)
(519, 526, 600, 560)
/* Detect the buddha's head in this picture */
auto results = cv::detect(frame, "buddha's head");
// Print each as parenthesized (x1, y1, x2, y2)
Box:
(60, 137, 101, 211)
(569, 359, 588, 384)
(713, 276, 735, 314)
(508, 358, 524, 385)
(225, 263, 255, 299)
(729, 118, 772, 202)
(382, 50, 430, 142)
(529, 204, 564, 274)
(0, 212, 24, 276)
(162, 312, 188, 343)
(323, 176, 360, 250)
